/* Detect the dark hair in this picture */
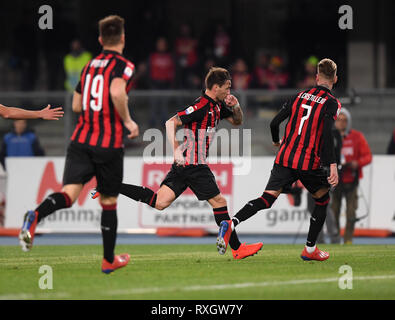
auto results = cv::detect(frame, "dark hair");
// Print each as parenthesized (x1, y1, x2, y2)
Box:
(318, 58, 337, 80)
(205, 67, 232, 89)
(98, 15, 125, 46)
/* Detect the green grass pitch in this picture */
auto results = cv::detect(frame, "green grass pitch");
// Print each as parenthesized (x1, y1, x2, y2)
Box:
(1, 244, 395, 300)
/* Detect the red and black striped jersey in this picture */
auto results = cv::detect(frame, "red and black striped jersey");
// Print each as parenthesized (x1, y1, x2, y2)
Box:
(71, 50, 135, 149)
(272, 85, 341, 170)
(177, 93, 234, 165)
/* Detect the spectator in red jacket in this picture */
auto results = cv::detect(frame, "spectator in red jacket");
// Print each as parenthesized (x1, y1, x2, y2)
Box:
(230, 58, 251, 90)
(331, 108, 372, 244)
(148, 37, 175, 127)
(174, 23, 199, 89)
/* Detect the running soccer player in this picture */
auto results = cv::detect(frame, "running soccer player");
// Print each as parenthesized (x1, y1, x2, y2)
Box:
(0, 103, 63, 120)
(114, 67, 263, 259)
(19, 15, 139, 274)
(219, 58, 341, 261)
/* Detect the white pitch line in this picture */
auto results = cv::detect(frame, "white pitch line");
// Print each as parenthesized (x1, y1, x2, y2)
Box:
(2, 275, 394, 299)
(0, 292, 70, 300)
(106, 274, 395, 296)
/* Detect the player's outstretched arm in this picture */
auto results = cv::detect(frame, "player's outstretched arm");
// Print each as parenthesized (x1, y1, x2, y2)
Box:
(110, 78, 139, 139)
(0, 103, 64, 120)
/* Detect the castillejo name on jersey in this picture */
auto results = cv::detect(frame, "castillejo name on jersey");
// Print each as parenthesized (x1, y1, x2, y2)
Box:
(298, 92, 327, 105)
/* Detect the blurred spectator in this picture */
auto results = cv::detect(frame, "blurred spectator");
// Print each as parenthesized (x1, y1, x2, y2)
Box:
(265, 56, 289, 90)
(131, 62, 150, 90)
(13, 11, 38, 91)
(297, 55, 319, 89)
(387, 129, 395, 154)
(251, 52, 270, 89)
(174, 24, 199, 89)
(148, 37, 175, 127)
(213, 24, 231, 66)
(64, 39, 92, 92)
(0, 120, 45, 170)
(230, 58, 251, 90)
(332, 108, 372, 244)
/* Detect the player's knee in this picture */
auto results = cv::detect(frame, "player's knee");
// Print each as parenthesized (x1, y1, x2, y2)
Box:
(155, 199, 171, 211)
(62, 184, 83, 205)
(99, 194, 118, 206)
(255, 192, 277, 209)
(314, 192, 330, 207)
(210, 194, 227, 208)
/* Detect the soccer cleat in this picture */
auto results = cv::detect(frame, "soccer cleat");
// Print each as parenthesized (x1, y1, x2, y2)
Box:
(232, 242, 263, 259)
(101, 253, 131, 274)
(216, 220, 233, 255)
(19, 210, 38, 252)
(300, 246, 329, 261)
(91, 189, 100, 199)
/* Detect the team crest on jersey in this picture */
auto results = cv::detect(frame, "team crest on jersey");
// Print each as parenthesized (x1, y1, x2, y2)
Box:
(124, 66, 133, 79)
(185, 106, 195, 115)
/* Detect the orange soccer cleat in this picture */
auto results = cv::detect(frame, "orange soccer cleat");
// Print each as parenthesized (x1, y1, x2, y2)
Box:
(232, 242, 263, 260)
(101, 254, 131, 274)
(300, 246, 329, 261)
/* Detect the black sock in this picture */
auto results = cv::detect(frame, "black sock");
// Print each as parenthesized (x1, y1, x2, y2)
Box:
(101, 203, 118, 263)
(36, 192, 72, 223)
(120, 183, 157, 208)
(306, 193, 330, 247)
(233, 192, 277, 226)
(213, 206, 241, 250)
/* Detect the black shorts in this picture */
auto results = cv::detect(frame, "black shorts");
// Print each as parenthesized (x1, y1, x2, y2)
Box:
(265, 163, 330, 194)
(161, 164, 220, 201)
(63, 142, 124, 197)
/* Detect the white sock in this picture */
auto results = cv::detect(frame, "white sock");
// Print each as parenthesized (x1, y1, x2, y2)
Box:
(306, 245, 316, 253)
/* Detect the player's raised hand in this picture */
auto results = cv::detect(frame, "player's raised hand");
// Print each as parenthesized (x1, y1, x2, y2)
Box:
(224, 94, 239, 107)
(39, 104, 64, 120)
(125, 119, 139, 139)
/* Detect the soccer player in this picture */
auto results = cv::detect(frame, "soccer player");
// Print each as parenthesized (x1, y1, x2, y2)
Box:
(0, 104, 63, 120)
(19, 15, 139, 274)
(115, 67, 263, 259)
(219, 58, 341, 261)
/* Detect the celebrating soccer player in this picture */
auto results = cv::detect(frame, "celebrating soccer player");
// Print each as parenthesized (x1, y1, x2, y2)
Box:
(221, 58, 341, 261)
(19, 15, 139, 273)
(114, 67, 263, 260)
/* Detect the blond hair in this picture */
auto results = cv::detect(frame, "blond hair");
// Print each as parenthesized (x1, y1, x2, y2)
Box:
(318, 58, 337, 80)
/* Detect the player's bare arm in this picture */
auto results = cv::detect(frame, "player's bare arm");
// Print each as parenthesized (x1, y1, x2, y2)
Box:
(0, 103, 64, 120)
(72, 91, 83, 113)
(224, 94, 243, 125)
(165, 114, 184, 166)
(110, 77, 139, 139)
